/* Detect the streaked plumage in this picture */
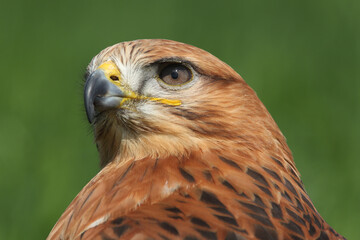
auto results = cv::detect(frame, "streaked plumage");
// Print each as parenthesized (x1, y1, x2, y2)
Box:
(48, 39, 345, 240)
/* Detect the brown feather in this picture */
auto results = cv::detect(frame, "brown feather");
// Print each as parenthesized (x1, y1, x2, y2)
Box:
(48, 39, 344, 240)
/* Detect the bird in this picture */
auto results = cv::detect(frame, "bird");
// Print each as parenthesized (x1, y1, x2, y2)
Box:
(47, 39, 345, 240)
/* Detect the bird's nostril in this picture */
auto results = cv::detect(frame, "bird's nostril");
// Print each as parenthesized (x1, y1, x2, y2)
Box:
(110, 75, 119, 81)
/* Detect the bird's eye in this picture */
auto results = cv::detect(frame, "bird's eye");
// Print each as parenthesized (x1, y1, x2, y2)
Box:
(159, 64, 192, 86)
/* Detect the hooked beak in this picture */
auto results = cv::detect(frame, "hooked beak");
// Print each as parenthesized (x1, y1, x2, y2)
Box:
(84, 68, 124, 124)
(84, 61, 182, 124)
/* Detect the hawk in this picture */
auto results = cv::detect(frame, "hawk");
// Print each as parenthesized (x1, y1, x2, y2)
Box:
(47, 39, 345, 240)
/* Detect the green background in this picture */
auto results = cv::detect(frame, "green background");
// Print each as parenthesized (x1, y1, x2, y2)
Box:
(0, 0, 358, 239)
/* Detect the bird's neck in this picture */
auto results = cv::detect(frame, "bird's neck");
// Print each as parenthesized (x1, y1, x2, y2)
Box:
(96, 142, 301, 216)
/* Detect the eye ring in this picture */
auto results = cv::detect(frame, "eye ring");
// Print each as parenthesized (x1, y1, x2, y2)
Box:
(158, 63, 193, 86)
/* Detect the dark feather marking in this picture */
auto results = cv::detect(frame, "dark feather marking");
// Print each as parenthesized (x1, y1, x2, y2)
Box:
(111, 217, 124, 225)
(281, 221, 304, 236)
(184, 193, 192, 198)
(138, 46, 146, 54)
(317, 231, 330, 240)
(191, 217, 210, 228)
(184, 236, 199, 240)
(133, 46, 142, 59)
(129, 45, 136, 61)
(170, 110, 184, 118)
(288, 167, 298, 178)
(312, 214, 321, 228)
(271, 156, 284, 168)
(286, 208, 306, 226)
(158, 234, 170, 240)
(273, 183, 280, 190)
(113, 225, 130, 237)
(74, 215, 84, 235)
(225, 231, 247, 240)
(165, 207, 183, 214)
(239, 201, 267, 216)
(222, 180, 237, 193)
(292, 176, 305, 191)
(303, 214, 311, 223)
(195, 229, 217, 240)
(224, 232, 237, 240)
(301, 193, 316, 212)
(153, 158, 159, 170)
(79, 189, 95, 211)
(290, 234, 303, 240)
(168, 215, 183, 220)
(113, 162, 135, 187)
(111, 189, 120, 200)
(239, 192, 249, 198)
(271, 202, 283, 219)
(179, 168, 195, 182)
(139, 167, 148, 181)
(203, 121, 225, 128)
(214, 214, 239, 226)
(203, 170, 213, 181)
(120, 54, 124, 63)
(189, 125, 235, 139)
(262, 167, 282, 182)
(254, 194, 266, 207)
(256, 184, 273, 197)
(65, 213, 74, 232)
(246, 213, 274, 227)
(284, 178, 299, 197)
(295, 198, 304, 212)
(309, 223, 316, 236)
(254, 224, 278, 240)
(219, 156, 242, 170)
(282, 191, 293, 203)
(159, 222, 179, 235)
(126, 41, 135, 46)
(179, 109, 207, 120)
(211, 206, 232, 216)
(95, 124, 105, 139)
(247, 168, 269, 186)
(231, 227, 248, 234)
(200, 191, 226, 207)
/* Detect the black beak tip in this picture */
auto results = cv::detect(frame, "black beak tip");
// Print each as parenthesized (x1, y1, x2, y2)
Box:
(84, 71, 97, 124)
(84, 69, 125, 124)
(85, 100, 95, 124)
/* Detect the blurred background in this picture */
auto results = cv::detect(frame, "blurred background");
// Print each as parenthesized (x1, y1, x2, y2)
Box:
(0, 0, 358, 239)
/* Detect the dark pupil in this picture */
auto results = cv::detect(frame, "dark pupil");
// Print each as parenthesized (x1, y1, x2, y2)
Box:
(171, 70, 178, 79)
(159, 63, 192, 85)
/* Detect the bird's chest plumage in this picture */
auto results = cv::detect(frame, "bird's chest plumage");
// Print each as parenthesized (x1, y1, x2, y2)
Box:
(50, 150, 342, 240)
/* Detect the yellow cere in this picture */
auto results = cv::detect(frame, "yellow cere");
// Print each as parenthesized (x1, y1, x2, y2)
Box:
(97, 61, 122, 83)
(97, 61, 182, 107)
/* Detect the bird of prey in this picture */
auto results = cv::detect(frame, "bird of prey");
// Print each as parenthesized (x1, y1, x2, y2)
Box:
(47, 39, 345, 240)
